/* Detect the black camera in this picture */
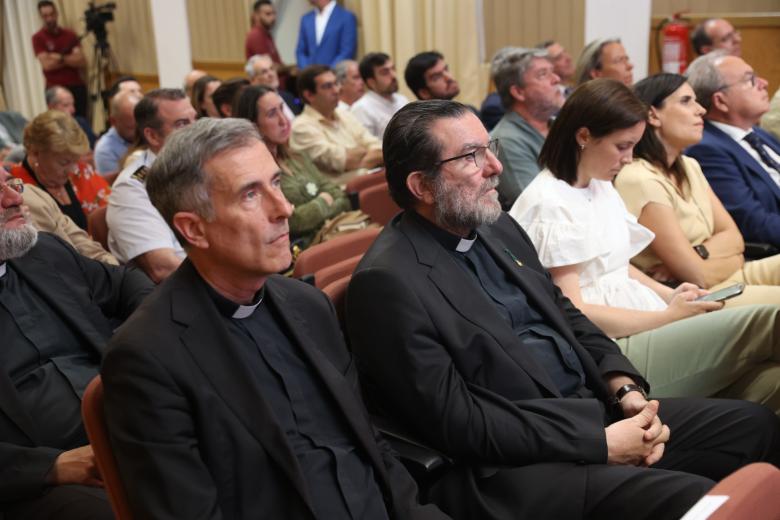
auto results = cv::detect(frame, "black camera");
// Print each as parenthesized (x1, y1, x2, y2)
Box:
(84, 1, 116, 48)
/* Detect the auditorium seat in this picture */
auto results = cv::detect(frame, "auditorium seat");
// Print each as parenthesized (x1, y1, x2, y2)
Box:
(346, 171, 387, 209)
(314, 254, 363, 289)
(683, 462, 780, 519)
(358, 182, 401, 226)
(87, 206, 109, 251)
(82, 376, 134, 520)
(292, 226, 380, 279)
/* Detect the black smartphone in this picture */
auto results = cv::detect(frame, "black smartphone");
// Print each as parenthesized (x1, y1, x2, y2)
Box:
(695, 283, 745, 302)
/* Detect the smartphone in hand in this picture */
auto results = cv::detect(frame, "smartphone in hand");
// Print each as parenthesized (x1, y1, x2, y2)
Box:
(695, 283, 745, 302)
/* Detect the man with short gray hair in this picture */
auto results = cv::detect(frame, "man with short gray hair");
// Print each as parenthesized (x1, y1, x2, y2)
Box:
(574, 38, 634, 86)
(334, 59, 365, 109)
(100, 117, 448, 520)
(490, 48, 563, 208)
(686, 51, 780, 247)
(93, 90, 141, 177)
(691, 18, 742, 57)
(245, 54, 301, 116)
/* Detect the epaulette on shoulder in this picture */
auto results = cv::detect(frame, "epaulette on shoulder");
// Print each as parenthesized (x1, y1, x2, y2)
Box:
(131, 165, 149, 183)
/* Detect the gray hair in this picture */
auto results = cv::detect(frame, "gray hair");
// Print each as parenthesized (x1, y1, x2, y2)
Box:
(146, 118, 262, 246)
(44, 86, 66, 106)
(244, 54, 272, 78)
(492, 47, 548, 109)
(685, 50, 729, 112)
(574, 37, 620, 86)
(333, 59, 357, 83)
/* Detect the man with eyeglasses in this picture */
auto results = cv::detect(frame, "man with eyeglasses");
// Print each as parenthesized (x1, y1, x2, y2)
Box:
(290, 65, 383, 185)
(686, 51, 780, 248)
(490, 48, 564, 208)
(691, 18, 742, 57)
(0, 168, 152, 519)
(346, 100, 780, 520)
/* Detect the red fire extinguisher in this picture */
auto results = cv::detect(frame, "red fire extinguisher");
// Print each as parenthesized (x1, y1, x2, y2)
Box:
(658, 12, 691, 74)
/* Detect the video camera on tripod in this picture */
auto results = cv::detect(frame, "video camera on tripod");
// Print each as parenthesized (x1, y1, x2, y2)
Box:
(84, 1, 115, 51)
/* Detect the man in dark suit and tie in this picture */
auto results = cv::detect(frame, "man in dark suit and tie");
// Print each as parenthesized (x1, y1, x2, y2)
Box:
(686, 51, 780, 248)
(100, 118, 447, 519)
(296, 0, 357, 68)
(0, 168, 153, 519)
(346, 100, 780, 520)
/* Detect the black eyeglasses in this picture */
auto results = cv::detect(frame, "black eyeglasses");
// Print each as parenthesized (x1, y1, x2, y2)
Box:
(0, 177, 24, 196)
(434, 139, 500, 169)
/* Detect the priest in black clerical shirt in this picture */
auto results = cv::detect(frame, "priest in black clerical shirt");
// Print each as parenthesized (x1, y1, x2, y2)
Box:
(0, 168, 153, 520)
(100, 118, 447, 519)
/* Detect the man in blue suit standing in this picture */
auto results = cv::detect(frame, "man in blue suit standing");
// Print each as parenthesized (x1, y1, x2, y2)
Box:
(686, 51, 780, 248)
(296, 0, 357, 68)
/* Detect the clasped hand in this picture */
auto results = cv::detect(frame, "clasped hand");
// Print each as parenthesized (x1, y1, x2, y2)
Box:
(605, 397, 670, 467)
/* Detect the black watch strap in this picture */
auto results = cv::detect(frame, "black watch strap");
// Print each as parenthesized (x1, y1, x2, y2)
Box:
(613, 383, 647, 404)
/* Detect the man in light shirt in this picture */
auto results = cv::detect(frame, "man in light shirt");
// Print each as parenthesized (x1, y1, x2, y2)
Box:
(290, 65, 382, 185)
(686, 51, 780, 248)
(350, 53, 408, 138)
(334, 59, 365, 109)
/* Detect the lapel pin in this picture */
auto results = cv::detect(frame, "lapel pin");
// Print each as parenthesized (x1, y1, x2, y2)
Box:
(504, 248, 523, 267)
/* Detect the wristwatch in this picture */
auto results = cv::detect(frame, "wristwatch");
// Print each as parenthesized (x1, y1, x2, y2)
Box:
(693, 244, 709, 259)
(612, 383, 647, 405)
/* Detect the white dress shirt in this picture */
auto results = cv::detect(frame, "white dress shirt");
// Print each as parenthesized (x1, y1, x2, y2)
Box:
(315, 0, 337, 45)
(349, 90, 409, 138)
(710, 120, 780, 188)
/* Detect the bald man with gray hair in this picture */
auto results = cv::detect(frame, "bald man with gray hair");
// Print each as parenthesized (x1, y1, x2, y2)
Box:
(94, 90, 141, 176)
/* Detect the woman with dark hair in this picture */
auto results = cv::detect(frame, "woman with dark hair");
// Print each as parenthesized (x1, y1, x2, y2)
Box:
(190, 74, 221, 118)
(234, 85, 354, 248)
(510, 79, 780, 407)
(616, 73, 780, 307)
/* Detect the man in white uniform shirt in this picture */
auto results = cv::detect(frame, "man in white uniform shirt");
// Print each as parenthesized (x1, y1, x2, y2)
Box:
(350, 53, 408, 138)
(107, 89, 197, 283)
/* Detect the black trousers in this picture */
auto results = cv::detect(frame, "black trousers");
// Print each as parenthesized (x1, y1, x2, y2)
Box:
(3, 485, 113, 520)
(430, 398, 780, 520)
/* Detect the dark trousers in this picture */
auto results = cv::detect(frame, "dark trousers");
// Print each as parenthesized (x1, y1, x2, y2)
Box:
(3, 485, 113, 520)
(430, 398, 780, 520)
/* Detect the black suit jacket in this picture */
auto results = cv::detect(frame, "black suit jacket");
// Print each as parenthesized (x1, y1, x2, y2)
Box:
(0, 233, 152, 503)
(347, 211, 647, 468)
(101, 260, 446, 520)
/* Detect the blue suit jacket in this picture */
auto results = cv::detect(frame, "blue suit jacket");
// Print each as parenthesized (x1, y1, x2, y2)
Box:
(686, 121, 780, 247)
(295, 4, 357, 68)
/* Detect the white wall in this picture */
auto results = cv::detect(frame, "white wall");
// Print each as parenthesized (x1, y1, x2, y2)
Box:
(150, 0, 192, 88)
(584, 0, 651, 82)
(273, 0, 313, 63)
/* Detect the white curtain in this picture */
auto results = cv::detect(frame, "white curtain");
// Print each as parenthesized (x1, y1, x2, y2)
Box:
(3, 0, 46, 119)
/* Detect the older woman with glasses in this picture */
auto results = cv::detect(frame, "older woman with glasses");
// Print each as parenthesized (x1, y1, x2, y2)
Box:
(11, 110, 109, 230)
(510, 78, 780, 409)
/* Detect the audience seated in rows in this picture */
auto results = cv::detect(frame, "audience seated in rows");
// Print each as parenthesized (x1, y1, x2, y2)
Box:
(100, 118, 447, 519)
(45, 85, 96, 148)
(12, 110, 108, 231)
(691, 18, 742, 57)
(614, 74, 780, 307)
(490, 47, 563, 208)
(190, 74, 221, 119)
(245, 53, 301, 117)
(290, 65, 383, 184)
(0, 166, 153, 519)
(107, 89, 196, 283)
(510, 78, 780, 411)
(575, 37, 634, 86)
(334, 58, 365, 109)
(350, 52, 409, 139)
(236, 85, 355, 249)
(684, 51, 780, 249)
(346, 99, 780, 520)
(93, 90, 141, 178)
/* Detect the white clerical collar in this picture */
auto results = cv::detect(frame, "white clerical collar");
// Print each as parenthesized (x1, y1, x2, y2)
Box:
(0, 263, 6, 279)
(455, 234, 477, 253)
(232, 295, 263, 319)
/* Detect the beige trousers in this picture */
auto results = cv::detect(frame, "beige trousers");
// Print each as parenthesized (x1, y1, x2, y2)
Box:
(711, 254, 780, 307)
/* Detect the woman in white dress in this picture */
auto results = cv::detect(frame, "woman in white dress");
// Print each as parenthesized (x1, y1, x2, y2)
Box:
(509, 78, 780, 411)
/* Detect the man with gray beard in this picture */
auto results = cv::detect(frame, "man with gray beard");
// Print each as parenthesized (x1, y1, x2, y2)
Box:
(346, 100, 780, 520)
(0, 168, 152, 519)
